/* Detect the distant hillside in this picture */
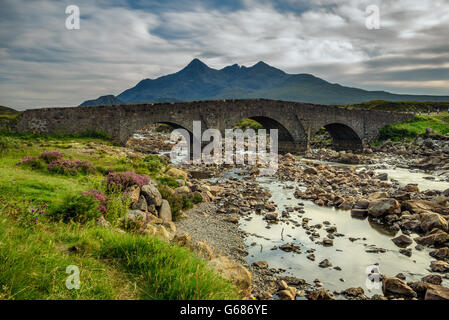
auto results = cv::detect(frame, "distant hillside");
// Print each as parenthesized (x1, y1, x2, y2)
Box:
(0, 105, 19, 115)
(346, 100, 449, 112)
(79, 95, 124, 107)
(80, 59, 449, 106)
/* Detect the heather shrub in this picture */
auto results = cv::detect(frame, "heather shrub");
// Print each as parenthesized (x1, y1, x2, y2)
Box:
(39, 151, 63, 163)
(16, 156, 43, 170)
(105, 171, 149, 192)
(47, 159, 95, 175)
(82, 189, 108, 215)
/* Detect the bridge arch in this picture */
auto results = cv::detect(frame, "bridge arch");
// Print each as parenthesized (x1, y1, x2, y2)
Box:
(320, 122, 363, 151)
(224, 110, 308, 153)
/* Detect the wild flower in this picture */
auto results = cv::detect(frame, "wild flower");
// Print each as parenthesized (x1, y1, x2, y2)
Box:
(47, 159, 95, 175)
(1, 198, 48, 227)
(82, 189, 108, 214)
(39, 151, 64, 163)
(16, 156, 42, 169)
(105, 171, 149, 192)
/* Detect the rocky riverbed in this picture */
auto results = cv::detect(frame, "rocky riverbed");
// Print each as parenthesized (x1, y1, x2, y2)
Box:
(128, 132, 449, 300)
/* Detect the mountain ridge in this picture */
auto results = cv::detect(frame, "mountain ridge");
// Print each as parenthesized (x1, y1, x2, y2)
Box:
(80, 59, 449, 106)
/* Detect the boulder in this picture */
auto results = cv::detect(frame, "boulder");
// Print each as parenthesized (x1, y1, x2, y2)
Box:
(342, 287, 365, 298)
(430, 247, 449, 261)
(415, 231, 449, 246)
(422, 274, 442, 285)
(367, 191, 389, 201)
(158, 199, 172, 222)
(172, 231, 191, 246)
(141, 184, 163, 207)
(306, 289, 334, 300)
(403, 184, 419, 193)
(124, 210, 147, 230)
(430, 260, 449, 273)
(368, 198, 401, 217)
(391, 234, 413, 247)
(127, 185, 141, 207)
(304, 167, 318, 175)
(188, 241, 215, 260)
(425, 283, 449, 300)
(209, 256, 252, 298)
(252, 261, 268, 269)
(382, 276, 417, 298)
(175, 186, 190, 194)
(420, 211, 448, 233)
(132, 195, 148, 211)
(166, 168, 188, 180)
(402, 200, 449, 215)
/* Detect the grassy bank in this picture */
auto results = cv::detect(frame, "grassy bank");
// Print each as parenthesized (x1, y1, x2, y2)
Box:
(0, 133, 239, 300)
(378, 113, 449, 141)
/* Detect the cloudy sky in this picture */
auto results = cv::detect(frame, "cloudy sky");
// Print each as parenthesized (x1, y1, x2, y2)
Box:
(1, 0, 448, 109)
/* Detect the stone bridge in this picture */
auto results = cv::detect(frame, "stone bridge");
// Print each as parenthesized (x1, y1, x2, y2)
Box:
(16, 99, 414, 152)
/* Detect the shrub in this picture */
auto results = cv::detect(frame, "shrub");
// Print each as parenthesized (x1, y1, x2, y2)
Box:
(142, 155, 166, 173)
(105, 171, 149, 192)
(47, 159, 95, 175)
(158, 186, 203, 221)
(48, 193, 100, 223)
(82, 189, 108, 215)
(16, 156, 43, 170)
(39, 151, 63, 163)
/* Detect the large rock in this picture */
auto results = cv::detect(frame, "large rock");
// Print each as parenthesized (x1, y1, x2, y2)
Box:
(132, 195, 148, 211)
(159, 199, 172, 222)
(188, 241, 215, 260)
(124, 210, 147, 230)
(209, 256, 252, 298)
(391, 234, 413, 247)
(420, 211, 448, 233)
(422, 274, 442, 285)
(141, 184, 163, 207)
(430, 260, 449, 273)
(402, 200, 449, 215)
(175, 186, 190, 194)
(306, 289, 334, 300)
(143, 224, 171, 242)
(415, 231, 449, 246)
(368, 198, 401, 217)
(425, 283, 449, 300)
(172, 231, 191, 246)
(166, 168, 188, 180)
(303, 167, 318, 175)
(382, 276, 417, 298)
(430, 247, 449, 261)
(128, 185, 140, 206)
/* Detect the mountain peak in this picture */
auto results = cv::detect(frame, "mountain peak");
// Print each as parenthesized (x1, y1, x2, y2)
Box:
(185, 58, 208, 69)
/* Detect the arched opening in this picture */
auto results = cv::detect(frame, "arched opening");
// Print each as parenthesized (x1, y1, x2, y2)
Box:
(232, 116, 298, 153)
(315, 123, 363, 151)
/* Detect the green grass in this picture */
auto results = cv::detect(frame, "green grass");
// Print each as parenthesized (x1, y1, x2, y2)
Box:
(346, 100, 449, 113)
(0, 134, 240, 300)
(378, 115, 449, 141)
(233, 118, 264, 130)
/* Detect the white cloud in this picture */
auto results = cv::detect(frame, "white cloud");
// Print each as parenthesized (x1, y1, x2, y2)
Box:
(0, 0, 448, 109)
